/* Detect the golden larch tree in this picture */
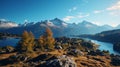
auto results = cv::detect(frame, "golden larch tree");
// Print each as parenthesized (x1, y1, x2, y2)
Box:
(18, 31, 35, 52)
(38, 27, 55, 50)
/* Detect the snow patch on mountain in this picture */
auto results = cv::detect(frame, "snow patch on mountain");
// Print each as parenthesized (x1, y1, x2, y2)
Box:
(0, 19, 18, 28)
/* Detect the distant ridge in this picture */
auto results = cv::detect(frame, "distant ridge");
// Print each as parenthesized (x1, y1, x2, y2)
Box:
(0, 18, 117, 37)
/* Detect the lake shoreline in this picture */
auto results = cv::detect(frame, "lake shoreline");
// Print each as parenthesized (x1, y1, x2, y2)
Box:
(77, 35, 120, 54)
(0, 36, 120, 55)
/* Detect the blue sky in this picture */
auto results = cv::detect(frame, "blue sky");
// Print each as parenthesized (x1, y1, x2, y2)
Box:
(0, 0, 120, 27)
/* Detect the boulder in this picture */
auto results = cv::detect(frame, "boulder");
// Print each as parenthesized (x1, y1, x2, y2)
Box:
(67, 49, 84, 56)
(55, 45, 62, 49)
(39, 55, 77, 67)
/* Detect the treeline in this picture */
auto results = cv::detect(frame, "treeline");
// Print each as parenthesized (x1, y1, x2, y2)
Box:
(16, 27, 55, 53)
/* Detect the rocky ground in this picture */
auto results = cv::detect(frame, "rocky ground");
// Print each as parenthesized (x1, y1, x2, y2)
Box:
(0, 50, 119, 67)
(0, 37, 120, 67)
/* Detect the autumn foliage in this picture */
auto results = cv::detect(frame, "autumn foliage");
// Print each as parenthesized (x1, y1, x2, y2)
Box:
(38, 27, 55, 50)
(18, 31, 35, 52)
(17, 27, 55, 52)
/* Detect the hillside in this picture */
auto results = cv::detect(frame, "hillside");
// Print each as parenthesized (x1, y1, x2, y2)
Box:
(0, 36, 120, 67)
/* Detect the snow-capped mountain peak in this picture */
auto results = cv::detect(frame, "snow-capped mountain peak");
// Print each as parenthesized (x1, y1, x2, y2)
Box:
(78, 20, 97, 28)
(0, 19, 18, 28)
(46, 20, 54, 26)
(0, 18, 116, 37)
(50, 18, 68, 27)
(81, 20, 95, 25)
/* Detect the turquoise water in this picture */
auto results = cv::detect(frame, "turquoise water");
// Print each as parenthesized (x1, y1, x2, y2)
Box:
(90, 39, 120, 55)
(78, 37, 120, 55)
(0, 37, 119, 55)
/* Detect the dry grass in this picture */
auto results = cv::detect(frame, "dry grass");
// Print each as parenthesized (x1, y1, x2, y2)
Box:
(48, 50, 66, 56)
(0, 50, 119, 67)
(0, 52, 16, 60)
(74, 55, 112, 67)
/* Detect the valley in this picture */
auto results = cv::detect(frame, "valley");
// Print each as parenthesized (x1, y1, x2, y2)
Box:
(0, 19, 120, 67)
(1, 0, 120, 67)
(0, 28, 120, 67)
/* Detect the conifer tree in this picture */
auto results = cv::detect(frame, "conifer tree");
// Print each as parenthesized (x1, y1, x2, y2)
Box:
(38, 27, 55, 51)
(38, 35, 46, 51)
(45, 27, 55, 49)
(27, 31, 35, 52)
(18, 31, 35, 52)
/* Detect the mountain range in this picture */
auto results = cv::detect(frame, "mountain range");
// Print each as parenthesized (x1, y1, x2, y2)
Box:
(0, 18, 119, 37)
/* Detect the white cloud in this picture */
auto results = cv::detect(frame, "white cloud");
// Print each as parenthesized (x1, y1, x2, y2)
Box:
(77, 13, 90, 18)
(109, 10, 120, 16)
(107, 1, 120, 16)
(93, 10, 104, 14)
(63, 13, 90, 22)
(107, 1, 120, 11)
(69, 6, 77, 12)
(91, 21, 118, 27)
(63, 16, 75, 21)
(0, 22, 18, 28)
(92, 1, 120, 16)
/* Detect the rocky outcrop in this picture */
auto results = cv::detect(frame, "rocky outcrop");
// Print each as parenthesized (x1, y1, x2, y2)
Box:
(0, 46, 15, 54)
(39, 55, 77, 67)
(67, 49, 84, 56)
